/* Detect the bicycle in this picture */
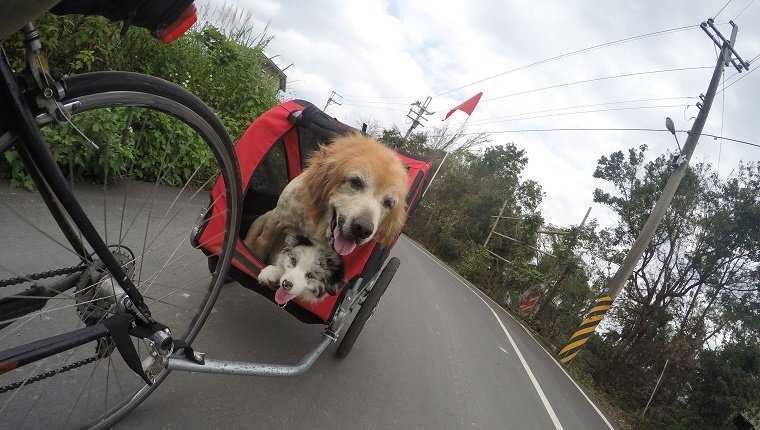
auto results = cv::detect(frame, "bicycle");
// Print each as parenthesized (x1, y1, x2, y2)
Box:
(0, 1, 241, 428)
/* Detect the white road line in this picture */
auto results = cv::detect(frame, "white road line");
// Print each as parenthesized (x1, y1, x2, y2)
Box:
(401, 236, 615, 430)
(403, 237, 563, 430)
(510, 314, 616, 430)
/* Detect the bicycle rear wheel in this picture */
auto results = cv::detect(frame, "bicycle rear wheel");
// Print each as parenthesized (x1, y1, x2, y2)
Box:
(0, 71, 240, 429)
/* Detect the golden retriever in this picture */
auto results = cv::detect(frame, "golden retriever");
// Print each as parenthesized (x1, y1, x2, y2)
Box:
(244, 132, 408, 261)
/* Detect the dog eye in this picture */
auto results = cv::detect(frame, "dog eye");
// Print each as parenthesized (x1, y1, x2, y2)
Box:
(383, 198, 395, 209)
(347, 176, 364, 190)
(306, 273, 316, 280)
(289, 257, 297, 266)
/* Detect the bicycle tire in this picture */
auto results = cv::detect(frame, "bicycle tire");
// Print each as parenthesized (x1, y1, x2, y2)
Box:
(336, 257, 400, 359)
(0, 71, 241, 429)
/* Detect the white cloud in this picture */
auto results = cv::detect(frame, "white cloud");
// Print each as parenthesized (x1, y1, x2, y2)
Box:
(200, 0, 760, 228)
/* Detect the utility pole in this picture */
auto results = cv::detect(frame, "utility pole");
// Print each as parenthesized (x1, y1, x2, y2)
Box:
(404, 96, 433, 139)
(483, 207, 559, 264)
(557, 19, 750, 365)
(484, 197, 510, 248)
(323, 91, 342, 112)
(531, 207, 591, 320)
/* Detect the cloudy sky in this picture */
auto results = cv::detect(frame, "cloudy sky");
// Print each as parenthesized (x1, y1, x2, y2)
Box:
(201, 0, 759, 229)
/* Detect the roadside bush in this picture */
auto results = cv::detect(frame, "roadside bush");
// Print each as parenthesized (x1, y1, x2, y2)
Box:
(1, 10, 279, 189)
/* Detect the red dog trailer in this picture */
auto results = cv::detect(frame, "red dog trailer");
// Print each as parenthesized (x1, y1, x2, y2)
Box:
(174, 100, 432, 374)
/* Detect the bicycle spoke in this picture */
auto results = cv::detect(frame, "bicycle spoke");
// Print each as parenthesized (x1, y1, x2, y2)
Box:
(0, 353, 49, 414)
(136, 125, 176, 288)
(0, 286, 114, 333)
(149, 164, 214, 243)
(106, 108, 135, 248)
(0, 200, 82, 259)
(105, 205, 227, 286)
(108, 353, 126, 399)
(63, 355, 104, 429)
(13, 342, 84, 426)
(118, 119, 147, 250)
(141, 229, 227, 297)
(1, 73, 237, 429)
(143, 295, 198, 313)
(105, 350, 111, 413)
(144, 186, 221, 252)
(0, 213, 225, 332)
(116, 203, 227, 274)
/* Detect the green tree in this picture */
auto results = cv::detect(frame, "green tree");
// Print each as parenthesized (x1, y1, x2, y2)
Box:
(585, 146, 759, 426)
(398, 127, 546, 303)
(675, 341, 760, 429)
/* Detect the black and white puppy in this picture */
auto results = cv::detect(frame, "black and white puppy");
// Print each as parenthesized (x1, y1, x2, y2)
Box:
(257, 234, 344, 306)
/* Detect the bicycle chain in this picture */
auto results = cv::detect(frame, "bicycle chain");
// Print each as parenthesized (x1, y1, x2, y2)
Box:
(0, 354, 98, 394)
(0, 264, 85, 288)
(0, 264, 107, 394)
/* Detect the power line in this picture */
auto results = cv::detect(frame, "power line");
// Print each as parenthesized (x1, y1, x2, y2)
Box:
(340, 103, 408, 113)
(339, 94, 415, 100)
(698, 132, 760, 148)
(434, 24, 700, 98)
(734, 0, 754, 19)
(469, 101, 693, 126)
(480, 66, 712, 103)
(720, 50, 757, 81)
(714, 0, 734, 19)
(461, 127, 759, 149)
(718, 51, 757, 85)
(717, 51, 759, 93)
(468, 96, 693, 124)
(340, 99, 412, 106)
(470, 104, 689, 126)
(466, 127, 669, 135)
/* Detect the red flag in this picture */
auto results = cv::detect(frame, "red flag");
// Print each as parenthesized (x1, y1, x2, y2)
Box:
(444, 92, 483, 120)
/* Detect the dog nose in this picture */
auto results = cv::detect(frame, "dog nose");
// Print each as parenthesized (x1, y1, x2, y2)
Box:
(281, 280, 293, 291)
(350, 217, 373, 240)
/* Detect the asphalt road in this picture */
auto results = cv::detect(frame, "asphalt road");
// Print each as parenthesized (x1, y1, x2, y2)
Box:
(117, 236, 619, 430)
(0, 181, 618, 429)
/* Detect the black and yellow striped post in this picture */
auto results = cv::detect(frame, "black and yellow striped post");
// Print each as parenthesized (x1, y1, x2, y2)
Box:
(557, 294, 613, 364)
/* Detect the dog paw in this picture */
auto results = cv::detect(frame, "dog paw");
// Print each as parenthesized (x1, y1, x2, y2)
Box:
(258, 265, 282, 286)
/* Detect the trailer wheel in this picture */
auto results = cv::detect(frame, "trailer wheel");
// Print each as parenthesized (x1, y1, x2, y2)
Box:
(336, 257, 400, 358)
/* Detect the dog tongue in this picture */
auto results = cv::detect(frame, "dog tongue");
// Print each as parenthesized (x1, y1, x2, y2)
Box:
(333, 225, 356, 255)
(274, 287, 295, 305)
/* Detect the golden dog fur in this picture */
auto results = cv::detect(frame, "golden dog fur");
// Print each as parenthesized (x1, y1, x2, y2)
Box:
(244, 132, 408, 261)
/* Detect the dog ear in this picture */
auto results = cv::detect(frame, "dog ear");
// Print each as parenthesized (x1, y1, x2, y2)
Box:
(301, 144, 335, 224)
(283, 234, 298, 250)
(374, 200, 407, 247)
(292, 234, 312, 247)
(325, 280, 340, 296)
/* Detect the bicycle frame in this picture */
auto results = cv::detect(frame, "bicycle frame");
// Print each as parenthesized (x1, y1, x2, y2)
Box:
(0, 31, 167, 375)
